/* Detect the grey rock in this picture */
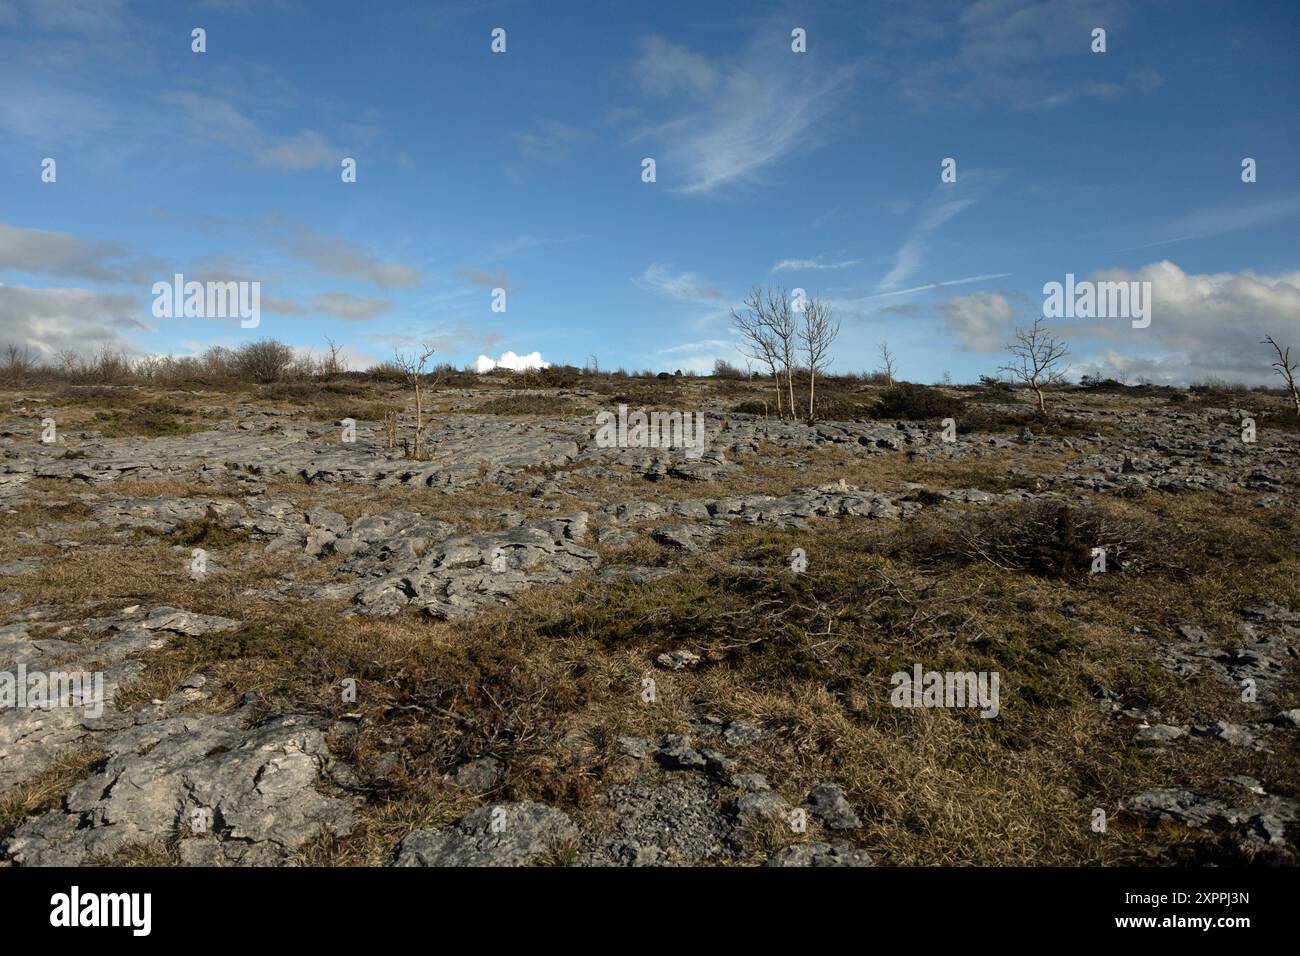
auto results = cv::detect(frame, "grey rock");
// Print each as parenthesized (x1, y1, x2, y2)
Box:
(655, 735, 707, 771)
(722, 721, 767, 747)
(807, 783, 862, 830)
(731, 790, 792, 831)
(6, 712, 353, 866)
(617, 736, 652, 759)
(585, 777, 732, 866)
(394, 801, 579, 867)
(443, 757, 505, 792)
(765, 842, 874, 867)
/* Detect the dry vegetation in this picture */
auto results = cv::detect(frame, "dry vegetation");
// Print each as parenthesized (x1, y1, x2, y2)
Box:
(1, 367, 1298, 867)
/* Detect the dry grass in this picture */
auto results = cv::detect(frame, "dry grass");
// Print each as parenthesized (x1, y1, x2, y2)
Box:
(3, 380, 1296, 867)
(0, 749, 106, 844)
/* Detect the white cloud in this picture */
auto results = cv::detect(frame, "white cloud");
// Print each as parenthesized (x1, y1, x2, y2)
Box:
(938, 291, 1015, 351)
(474, 350, 549, 373)
(1078, 261, 1300, 384)
(0, 283, 146, 359)
(939, 261, 1300, 385)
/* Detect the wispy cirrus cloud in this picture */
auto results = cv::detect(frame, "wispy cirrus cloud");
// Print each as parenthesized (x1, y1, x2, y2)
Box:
(278, 223, 422, 289)
(1103, 195, 1300, 253)
(771, 256, 858, 273)
(167, 91, 341, 172)
(455, 267, 510, 290)
(895, 0, 1143, 111)
(627, 33, 855, 195)
(877, 193, 978, 291)
(311, 291, 391, 322)
(486, 234, 584, 258)
(635, 263, 723, 305)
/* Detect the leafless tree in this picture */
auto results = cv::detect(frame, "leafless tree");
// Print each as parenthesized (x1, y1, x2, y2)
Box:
(320, 337, 347, 377)
(731, 289, 786, 417)
(999, 317, 1070, 416)
(1, 344, 37, 383)
(1263, 335, 1300, 416)
(769, 290, 798, 417)
(392, 344, 439, 459)
(800, 295, 839, 420)
(877, 342, 897, 387)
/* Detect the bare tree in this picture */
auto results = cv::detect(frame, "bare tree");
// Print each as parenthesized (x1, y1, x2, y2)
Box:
(999, 317, 1070, 416)
(877, 342, 897, 386)
(1263, 335, 1300, 416)
(731, 289, 785, 417)
(320, 337, 347, 377)
(800, 295, 839, 420)
(1, 344, 37, 383)
(392, 344, 438, 459)
(769, 290, 798, 417)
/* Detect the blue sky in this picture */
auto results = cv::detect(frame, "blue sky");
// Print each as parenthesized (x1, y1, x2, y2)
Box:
(2, 0, 1298, 384)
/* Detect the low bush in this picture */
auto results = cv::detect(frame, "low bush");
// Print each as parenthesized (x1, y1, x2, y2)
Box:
(874, 383, 965, 420)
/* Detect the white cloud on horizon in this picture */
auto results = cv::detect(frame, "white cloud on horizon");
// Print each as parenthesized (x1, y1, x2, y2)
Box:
(474, 350, 549, 373)
(937, 261, 1300, 385)
(0, 283, 147, 358)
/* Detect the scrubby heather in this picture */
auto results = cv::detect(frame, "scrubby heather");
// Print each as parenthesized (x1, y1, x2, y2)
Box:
(1, 372, 1297, 867)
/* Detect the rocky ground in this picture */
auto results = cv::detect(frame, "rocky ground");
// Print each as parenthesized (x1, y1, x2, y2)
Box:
(0, 374, 1297, 866)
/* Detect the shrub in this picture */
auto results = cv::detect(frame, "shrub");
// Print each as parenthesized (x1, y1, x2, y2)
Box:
(234, 340, 295, 384)
(1077, 374, 1134, 392)
(712, 359, 746, 380)
(928, 502, 1138, 581)
(873, 383, 965, 420)
(518, 364, 580, 389)
(93, 404, 203, 437)
(478, 395, 575, 416)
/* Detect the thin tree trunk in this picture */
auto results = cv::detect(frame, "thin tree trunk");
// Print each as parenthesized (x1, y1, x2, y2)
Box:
(414, 381, 423, 458)
(808, 370, 815, 420)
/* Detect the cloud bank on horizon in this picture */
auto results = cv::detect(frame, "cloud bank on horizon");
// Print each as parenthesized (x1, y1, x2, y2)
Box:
(0, 0, 1298, 385)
